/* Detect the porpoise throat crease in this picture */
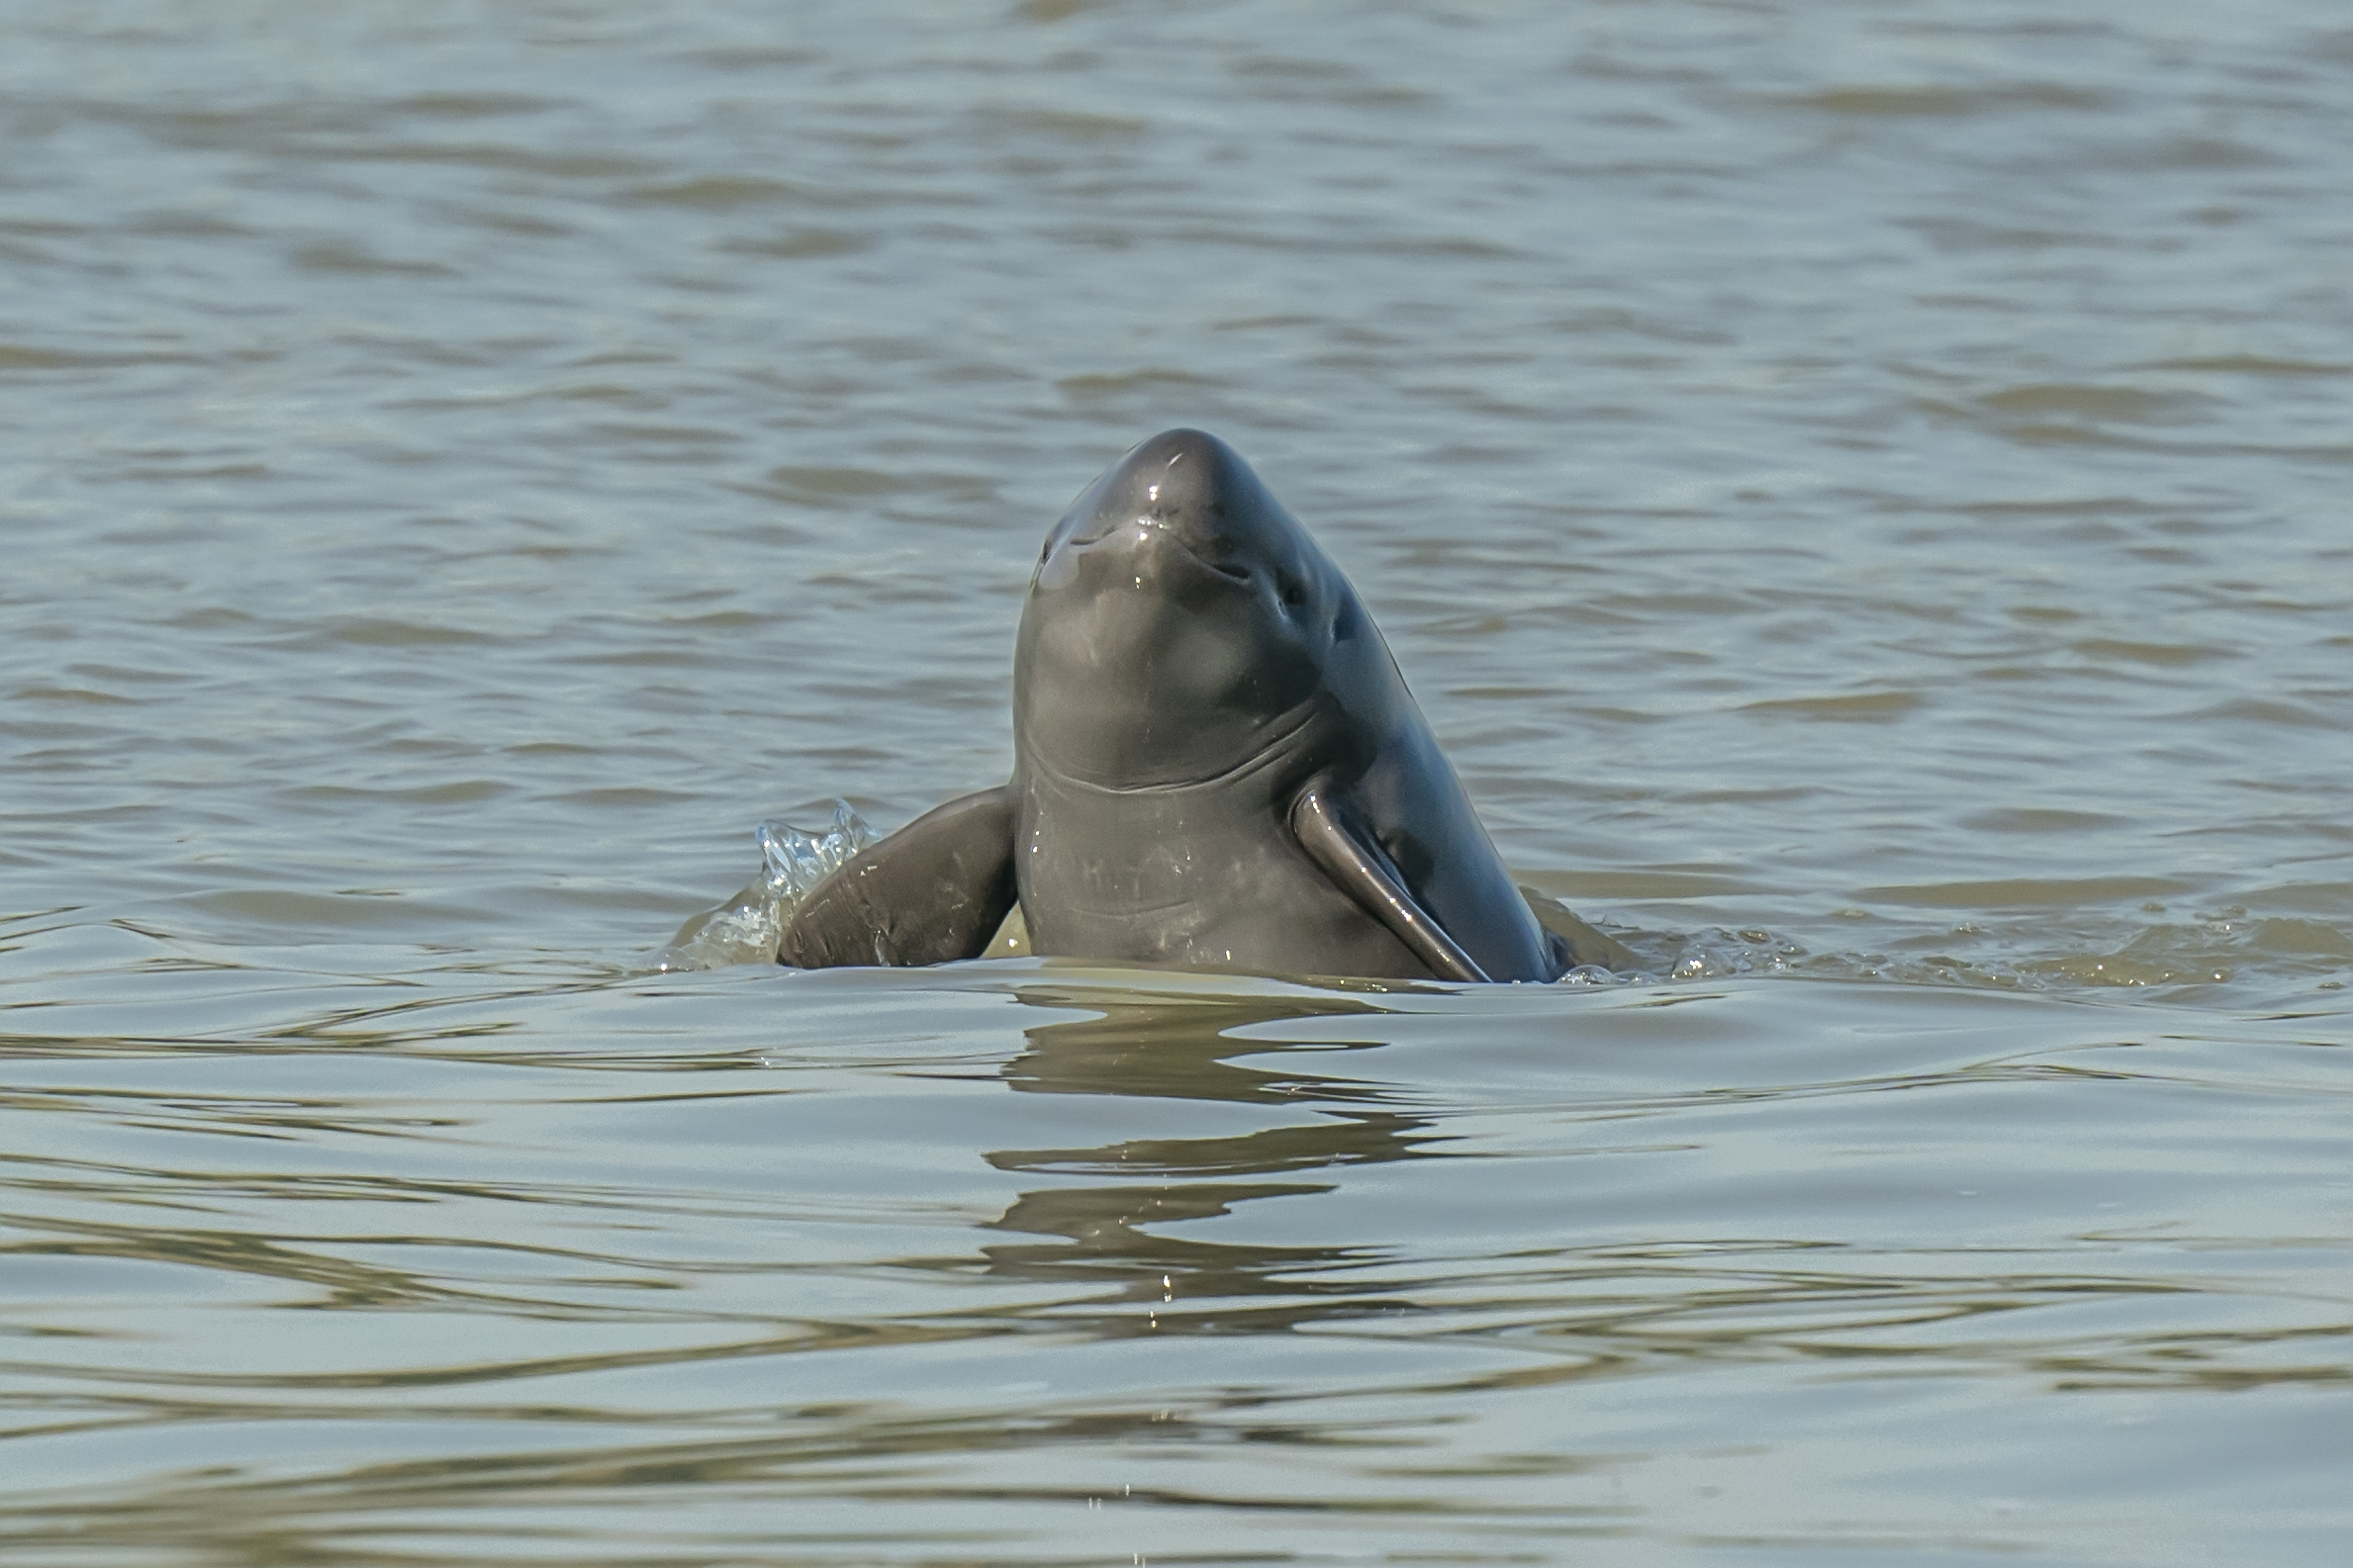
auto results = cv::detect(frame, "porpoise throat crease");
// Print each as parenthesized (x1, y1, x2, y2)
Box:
(778, 427, 1627, 983)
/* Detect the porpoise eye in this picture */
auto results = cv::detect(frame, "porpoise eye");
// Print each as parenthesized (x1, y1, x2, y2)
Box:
(1279, 579, 1306, 609)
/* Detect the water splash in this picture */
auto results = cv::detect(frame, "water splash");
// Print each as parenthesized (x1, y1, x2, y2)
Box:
(1582, 925, 1806, 987)
(657, 802, 876, 971)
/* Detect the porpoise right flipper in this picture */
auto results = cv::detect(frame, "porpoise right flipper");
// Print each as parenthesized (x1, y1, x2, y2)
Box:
(980, 903, 1030, 959)
(1290, 789, 1490, 982)
(777, 787, 1017, 968)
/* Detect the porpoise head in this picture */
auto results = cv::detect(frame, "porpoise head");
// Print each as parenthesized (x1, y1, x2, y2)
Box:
(1014, 428, 1374, 788)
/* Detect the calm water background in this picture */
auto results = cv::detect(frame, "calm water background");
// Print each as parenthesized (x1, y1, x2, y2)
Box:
(4, 2, 2350, 1563)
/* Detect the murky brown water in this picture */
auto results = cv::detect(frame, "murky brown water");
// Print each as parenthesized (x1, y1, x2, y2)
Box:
(5, 2, 2350, 1563)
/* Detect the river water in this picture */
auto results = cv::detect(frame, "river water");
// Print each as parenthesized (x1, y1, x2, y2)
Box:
(5, 2, 2350, 1563)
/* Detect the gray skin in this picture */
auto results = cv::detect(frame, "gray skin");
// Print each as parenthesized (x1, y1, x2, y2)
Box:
(778, 428, 1614, 983)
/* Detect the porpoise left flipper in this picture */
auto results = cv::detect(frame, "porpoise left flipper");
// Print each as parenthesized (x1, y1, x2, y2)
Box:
(777, 787, 1017, 968)
(1290, 790, 1490, 982)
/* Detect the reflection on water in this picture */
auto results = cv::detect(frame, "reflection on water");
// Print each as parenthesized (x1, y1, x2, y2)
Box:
(0, 961, 2348, 1563)
(981, 987, 1433, 1329)
(6, 0, 2352, 1560)
(999, 982, 1404, 1110)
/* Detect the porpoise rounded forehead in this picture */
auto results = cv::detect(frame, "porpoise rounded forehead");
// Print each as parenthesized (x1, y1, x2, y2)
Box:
(1044, 427, 1290, 553)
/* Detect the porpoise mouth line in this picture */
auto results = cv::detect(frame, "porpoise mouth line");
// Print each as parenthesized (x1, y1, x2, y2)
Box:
(1019, 701, 1320, 796)
(1160, 527, 1247, 581)
(1058, 516, 1250, 586)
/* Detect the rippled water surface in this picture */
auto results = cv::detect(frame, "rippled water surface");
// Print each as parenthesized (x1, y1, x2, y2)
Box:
(5, 2, 2350, 1563)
